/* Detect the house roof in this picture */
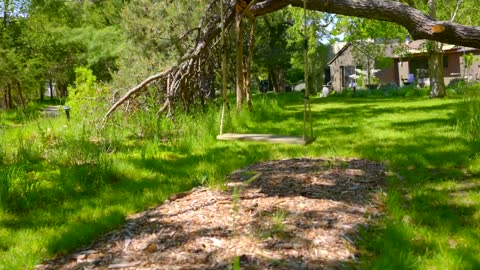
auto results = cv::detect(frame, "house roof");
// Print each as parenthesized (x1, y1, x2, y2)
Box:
(327, 41, 396, 65)
(327, 42, 352, 65)
(327, 40, 480, 64)
(405, 40, 457, 55)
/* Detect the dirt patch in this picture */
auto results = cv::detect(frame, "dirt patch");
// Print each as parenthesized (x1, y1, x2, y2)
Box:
(35, 158, 386, 270)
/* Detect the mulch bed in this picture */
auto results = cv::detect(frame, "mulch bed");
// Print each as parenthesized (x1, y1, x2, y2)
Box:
(35, 158, 386, 270)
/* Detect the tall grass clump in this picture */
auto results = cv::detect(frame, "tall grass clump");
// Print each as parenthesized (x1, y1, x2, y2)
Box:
(0, 165, 16, 212)
(454, 82, 480, 141)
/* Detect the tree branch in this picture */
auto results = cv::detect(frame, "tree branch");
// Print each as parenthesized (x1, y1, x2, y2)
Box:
(251, 0, 480, 48)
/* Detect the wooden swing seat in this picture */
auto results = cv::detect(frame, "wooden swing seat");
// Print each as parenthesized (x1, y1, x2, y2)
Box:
(217, 133, 315, 145)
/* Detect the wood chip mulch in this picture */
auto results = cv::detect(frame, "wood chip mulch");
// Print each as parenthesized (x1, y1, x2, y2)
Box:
(35, 158, 386, 270)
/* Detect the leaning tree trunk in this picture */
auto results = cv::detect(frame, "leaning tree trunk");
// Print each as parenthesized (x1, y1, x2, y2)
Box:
(427, 0, 446, 98)
(104, 0, 480, 121)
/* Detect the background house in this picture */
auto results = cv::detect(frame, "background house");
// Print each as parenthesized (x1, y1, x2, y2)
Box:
(327, 42, 398, 91)
(327, 40, 480, 92)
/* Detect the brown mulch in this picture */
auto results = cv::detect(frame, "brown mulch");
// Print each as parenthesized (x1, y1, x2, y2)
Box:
(35, 158, 386, 270)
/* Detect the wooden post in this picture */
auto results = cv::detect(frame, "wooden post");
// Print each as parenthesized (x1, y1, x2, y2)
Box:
(303, 0, 308, 139)
(235, 4, 244, 109)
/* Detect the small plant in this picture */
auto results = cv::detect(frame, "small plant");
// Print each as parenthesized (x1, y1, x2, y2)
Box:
(270, 209, 288, 234)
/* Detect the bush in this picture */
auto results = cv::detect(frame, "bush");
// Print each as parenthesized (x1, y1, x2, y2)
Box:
(67, 67, 111, 130)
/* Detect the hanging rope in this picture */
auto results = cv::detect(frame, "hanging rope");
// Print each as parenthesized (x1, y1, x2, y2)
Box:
(303, 0, 309, 139)
(303, 0, 314, 140)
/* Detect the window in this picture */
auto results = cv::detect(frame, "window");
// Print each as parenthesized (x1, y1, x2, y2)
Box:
(443, 55, 449, 68)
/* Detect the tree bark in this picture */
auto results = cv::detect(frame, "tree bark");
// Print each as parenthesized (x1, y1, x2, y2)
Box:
(16, 81, 26, 111)
(428, 50, 445, 97)
(6, 83, 12, 109)
(427, 0, 445, 98)
(2, 88, 7, 109)
(39, 82, 44, 101)
(270, 70, 280, 92)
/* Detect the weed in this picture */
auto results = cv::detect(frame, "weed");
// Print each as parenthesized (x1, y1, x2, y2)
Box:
(455, 83, 480, 141)
(270, 209, 288, 235)
(0, 166, 16, 212)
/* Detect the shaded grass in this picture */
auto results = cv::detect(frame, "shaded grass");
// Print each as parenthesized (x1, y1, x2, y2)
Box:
(0, 92, 479, 269)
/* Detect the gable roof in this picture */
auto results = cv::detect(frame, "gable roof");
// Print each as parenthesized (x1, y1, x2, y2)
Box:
(328, 40, 480, 65)
(327, 42, 352, 65)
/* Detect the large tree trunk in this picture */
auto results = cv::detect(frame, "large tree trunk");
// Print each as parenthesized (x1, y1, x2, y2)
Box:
(270, 70, 280, 92)
(427, 42, 446, 97)
(427, 0, 445, 98)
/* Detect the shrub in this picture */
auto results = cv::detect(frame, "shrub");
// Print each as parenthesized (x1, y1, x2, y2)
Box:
(66, 67, 111, 130)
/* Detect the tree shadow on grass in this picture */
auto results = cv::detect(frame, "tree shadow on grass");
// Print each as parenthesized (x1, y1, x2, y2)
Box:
(36, 158, 387, 270)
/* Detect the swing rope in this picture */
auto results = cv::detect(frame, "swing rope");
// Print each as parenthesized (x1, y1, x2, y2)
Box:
(303, 0, 314, 140)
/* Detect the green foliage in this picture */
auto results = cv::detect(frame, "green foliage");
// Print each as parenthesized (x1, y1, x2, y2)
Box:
(66, 67, 109, 127)
(333, 16, 408, 42)
(254, 10, 293, 78)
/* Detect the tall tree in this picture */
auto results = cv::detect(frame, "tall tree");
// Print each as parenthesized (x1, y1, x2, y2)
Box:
(254, 9, 293, 93)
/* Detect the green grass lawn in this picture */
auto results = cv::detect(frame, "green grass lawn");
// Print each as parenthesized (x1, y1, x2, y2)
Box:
(0, 92, 479, 269)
